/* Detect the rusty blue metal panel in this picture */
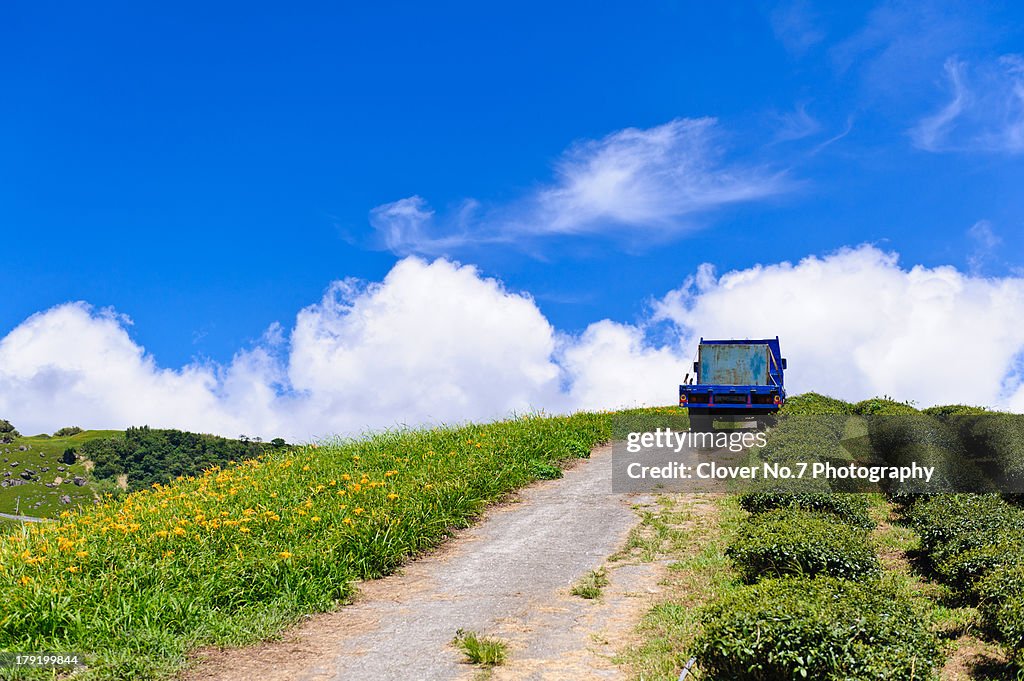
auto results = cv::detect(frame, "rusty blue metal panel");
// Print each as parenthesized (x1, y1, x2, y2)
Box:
(699, 343, 768, 386)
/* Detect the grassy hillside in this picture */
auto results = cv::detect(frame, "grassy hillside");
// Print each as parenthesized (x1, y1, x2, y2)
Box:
(0, 430, 120, 518)
(1, 427, 279, 520)
(0, 412, 609, 680)
(4, 396, 1009, 679)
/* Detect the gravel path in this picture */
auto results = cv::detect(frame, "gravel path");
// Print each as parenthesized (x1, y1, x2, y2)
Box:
(0, 511, 51, 523)
(184, 444, 651, 681)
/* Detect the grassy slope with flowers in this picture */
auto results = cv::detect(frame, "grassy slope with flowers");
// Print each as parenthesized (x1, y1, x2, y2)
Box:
(0, 412, 610, 680)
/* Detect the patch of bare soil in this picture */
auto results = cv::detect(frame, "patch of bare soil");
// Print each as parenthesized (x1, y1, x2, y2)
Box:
(942, 637, 1013, 681)
(486, 495, 722, 681)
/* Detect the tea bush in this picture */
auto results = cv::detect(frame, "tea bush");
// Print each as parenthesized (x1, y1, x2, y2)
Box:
(904, 492, 1024, 669)
(853, 397, 919, 415)
(978, 564, 1024, 665)
(868, 415, 991, 498)
(696, 576, 942, 680)
(737, 491, 874, 528)
(951, 414, 1024, 490)
(921, 404, 989, 419)
(726, 509, 880, 582)
(907, 494, 1022, 556)
(757, 415, 849, 466)
(781, 393, 854, 416)
(933, 532, 1024, 590)
(907, 492, 1024, 635)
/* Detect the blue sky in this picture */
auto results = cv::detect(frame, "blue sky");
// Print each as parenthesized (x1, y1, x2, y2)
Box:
(3, 2, 1024, 437)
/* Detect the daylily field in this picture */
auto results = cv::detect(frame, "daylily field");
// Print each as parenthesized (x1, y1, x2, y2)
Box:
(1, 413, 608, 679)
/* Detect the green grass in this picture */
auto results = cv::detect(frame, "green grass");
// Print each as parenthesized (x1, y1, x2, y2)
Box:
(615, 495, 746, 680)
(453, 629, 509, 666)
(610, 407, 689, 440)
(0, 413, 607, 680)
(0, 430, 120, 518)
(612, 496, 694, 563)
(570, 567, 609, 599)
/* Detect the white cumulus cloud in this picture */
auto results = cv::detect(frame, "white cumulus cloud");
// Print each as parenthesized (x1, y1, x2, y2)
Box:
(285, 257, 564, 434)
(0, 304, 251, 437)
(655, 245, 1024, 409)
(2, 246, 1024, 441)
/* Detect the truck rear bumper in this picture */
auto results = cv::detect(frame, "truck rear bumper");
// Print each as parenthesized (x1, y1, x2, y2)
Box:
(686, 406, 780, 416)
(678, 384, 783, 411)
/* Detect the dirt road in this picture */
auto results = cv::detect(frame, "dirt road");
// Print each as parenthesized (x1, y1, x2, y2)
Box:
(0, 511, 51, 523)
(185, 445, 657, 681)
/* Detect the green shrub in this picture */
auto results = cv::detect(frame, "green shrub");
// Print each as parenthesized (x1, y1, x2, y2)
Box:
(922, 404, 989, 419)
(737, 491, 874, 528)
(907, 494, 1022, 555)
(54, 426, 84, 437)
(0, 418, 19, 444)
(854, 397, 919, 415)
(757, 412, 880, 492)
(868, 415, 960, 463)
(953, 414, 1024, 488)
(978, 564, 1024, 665)
(907, 494, 1024, 596)
(868, 415, 992, 498)
(757, 415, 850, 466)
(726, 509, 880, 582)
(696, 576, 942, 680)
(781, 393, 854, 415)
(933, 533, 1024, 592)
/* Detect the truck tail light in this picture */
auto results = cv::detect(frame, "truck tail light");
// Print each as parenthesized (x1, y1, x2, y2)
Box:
(679, 394, 688, 405)
(773, 395, 781, 404)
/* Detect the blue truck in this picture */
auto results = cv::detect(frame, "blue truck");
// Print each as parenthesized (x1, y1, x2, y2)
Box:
(679, 337, 787, 432)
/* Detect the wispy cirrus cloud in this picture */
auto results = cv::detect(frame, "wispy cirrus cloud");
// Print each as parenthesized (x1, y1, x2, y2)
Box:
(831, 1, 989, 89)
(780, 1, 1022, 156)
(912, 55, 1024, 153)
(770, 102, 824, 144)
(769, 0, 826, 57)
(369, 118, 792, 256)
(967, 219, 1004, 275)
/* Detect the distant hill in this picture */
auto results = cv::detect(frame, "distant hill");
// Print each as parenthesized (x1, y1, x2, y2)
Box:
(0, 429, 119, 518)
(0, 426, 286, 520)
(81, 426, 284, 492)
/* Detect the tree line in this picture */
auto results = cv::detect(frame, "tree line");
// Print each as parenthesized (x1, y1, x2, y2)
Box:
(80, 427, 287, 492)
